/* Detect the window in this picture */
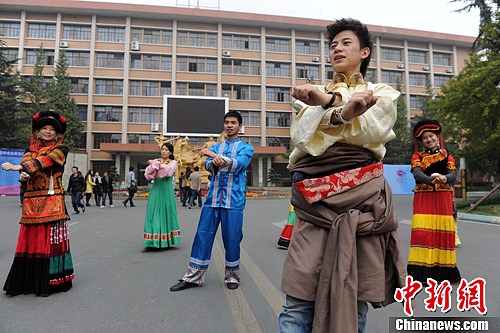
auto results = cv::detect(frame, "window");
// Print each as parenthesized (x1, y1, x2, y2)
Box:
(95, 79, 123, 95)
(365, 69, 376, 83)
(381, 70, 403, 84)
(381, 47, 402, 62)
(222, 84, 260, 100)
(434, 74, 451, 87)
(266, 38, 290, 53)
(63, 25, 91, 40)
(130, 81, 141, 96)
(266, 137, 290, 149)
(141, 107, 160, 123)
(239, 111, 261, 127)
(177, 31, 217, 48)
(433, 52, 452, 66)
(3, 49, 18, 62)
(142, 81, 159, 97)
(97, 26, 125, 42)
(143, 54, 160, 70)
(240, 137, 261, 146)
(70, 78, 89, 94)
(94, 106, 122, 122)
(129, 107, 140, 122)
(222, 34, 260, 51)
(93, 133, 121, 149)
(175, 82, 217, 96)
(410, 95, 423, 109)
(25, 50, 55, 66)
(161, 81, 171, 95)
(266, 62, 290, 77)
(130, 54, 141, 69)
(143, 29, 161, 44)
(409, 72, 428, 86)
(266, 112, 291, 127)
(222, 59, 260, 75)
(0, 22, 21, 38)
(325, 68, 334, 81)
(77, 105, 87, 121)
(96, 52, 124, 68)
(128, 134, 159, 144)
(161, 56, 172, 71)
(408, 50, 427, 64)
(177, 56, 217, 73)
(66, 51, 90, 67)
(27, 23, 56, 39)
(296, 64, 319, 80)
(266, 87, 290, 103)
(296, 40, 319, 55)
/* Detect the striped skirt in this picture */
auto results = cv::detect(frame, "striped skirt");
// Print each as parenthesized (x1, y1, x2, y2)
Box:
(277, 204, 297, 249)
(407, 191, 461, 284)
(3, 220, 74, 296)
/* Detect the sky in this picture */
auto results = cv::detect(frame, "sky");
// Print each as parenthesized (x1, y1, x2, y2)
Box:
(80, 0, 480, 37)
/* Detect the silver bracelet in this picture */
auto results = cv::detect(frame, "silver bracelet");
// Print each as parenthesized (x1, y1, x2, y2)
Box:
(333, 107, 352, 124)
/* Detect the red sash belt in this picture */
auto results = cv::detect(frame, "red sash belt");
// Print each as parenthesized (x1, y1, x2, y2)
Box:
(295, 162, 384, 204)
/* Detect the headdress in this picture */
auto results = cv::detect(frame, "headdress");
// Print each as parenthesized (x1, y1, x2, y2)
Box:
(32, 110, 67, 134)
(30, 110, 66, 151)
(413, 119, 444, 153)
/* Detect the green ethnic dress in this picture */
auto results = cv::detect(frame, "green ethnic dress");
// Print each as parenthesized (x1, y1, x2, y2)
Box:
(143, 159, 181, 248)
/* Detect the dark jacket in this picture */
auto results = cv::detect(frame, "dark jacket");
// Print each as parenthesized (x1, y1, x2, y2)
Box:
(67, 172, 85, 193)
(101, 176, 114, 193)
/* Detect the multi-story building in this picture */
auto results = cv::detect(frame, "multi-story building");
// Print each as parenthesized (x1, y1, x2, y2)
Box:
(0, 0, 475, 186)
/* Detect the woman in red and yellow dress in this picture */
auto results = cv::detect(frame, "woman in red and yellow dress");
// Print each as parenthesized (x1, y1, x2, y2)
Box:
(1, 110, 74, 296)
(407, 119, 461, 284)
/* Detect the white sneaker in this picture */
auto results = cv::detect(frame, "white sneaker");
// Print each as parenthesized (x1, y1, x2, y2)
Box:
(110, 205, 114, 208)
(101, 206, 105, 208)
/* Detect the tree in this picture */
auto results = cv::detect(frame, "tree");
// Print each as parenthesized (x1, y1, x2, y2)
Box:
(19, 47, 83, 149)
(0, 40, 22, 148)
(46, 51, 83, 149)
(19, 46, 49, 147)
(429, 9, 500, 175)
(384, 82, 412, 164)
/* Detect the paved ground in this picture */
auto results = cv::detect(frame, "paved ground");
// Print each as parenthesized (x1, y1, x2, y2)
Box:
(0, 195, 499, 333)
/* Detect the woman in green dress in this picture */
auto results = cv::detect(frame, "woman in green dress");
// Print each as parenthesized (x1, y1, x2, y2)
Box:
(142, 142, 180, 252)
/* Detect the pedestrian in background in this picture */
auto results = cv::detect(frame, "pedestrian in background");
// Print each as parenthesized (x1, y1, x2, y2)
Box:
(178, 171, 186, 203)
(181, 166, 192, 207)
(101, 171, 114, 208)
(123, 166, 136, 207)
(84, 169, 95, 207)
(93, 171, 103, 206)
(188, 166, 202, 208)
(67, 166, 85, 214)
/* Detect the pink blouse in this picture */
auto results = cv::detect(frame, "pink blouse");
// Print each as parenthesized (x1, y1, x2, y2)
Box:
(144, 159, 178, 181)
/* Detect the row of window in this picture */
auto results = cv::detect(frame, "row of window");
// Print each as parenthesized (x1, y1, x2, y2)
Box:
(8, 48, 453, 83)
(0, 21, 453, 64)
(65, 72, 451, 99)
(77, 105, 290, 127)
(89, 132, 286, 149)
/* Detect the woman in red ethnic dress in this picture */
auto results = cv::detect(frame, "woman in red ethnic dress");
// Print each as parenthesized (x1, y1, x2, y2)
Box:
(407, 119, 461, 284)
(1, 110, 74, 296)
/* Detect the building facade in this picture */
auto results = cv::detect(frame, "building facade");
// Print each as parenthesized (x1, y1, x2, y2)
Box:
(0, 0, 475, 186)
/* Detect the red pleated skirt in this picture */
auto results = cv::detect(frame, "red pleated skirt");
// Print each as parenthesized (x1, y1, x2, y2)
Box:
(3, 220, 74, 296)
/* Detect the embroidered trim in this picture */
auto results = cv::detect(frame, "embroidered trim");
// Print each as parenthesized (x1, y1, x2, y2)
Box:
(295, 162, 384, 204)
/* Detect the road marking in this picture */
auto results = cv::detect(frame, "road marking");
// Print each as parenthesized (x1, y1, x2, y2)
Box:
(213, 239, 262, 333)
(272, 220, 287, 229)
(240, 245, 285, 316)
(399, 219, 411, 225)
